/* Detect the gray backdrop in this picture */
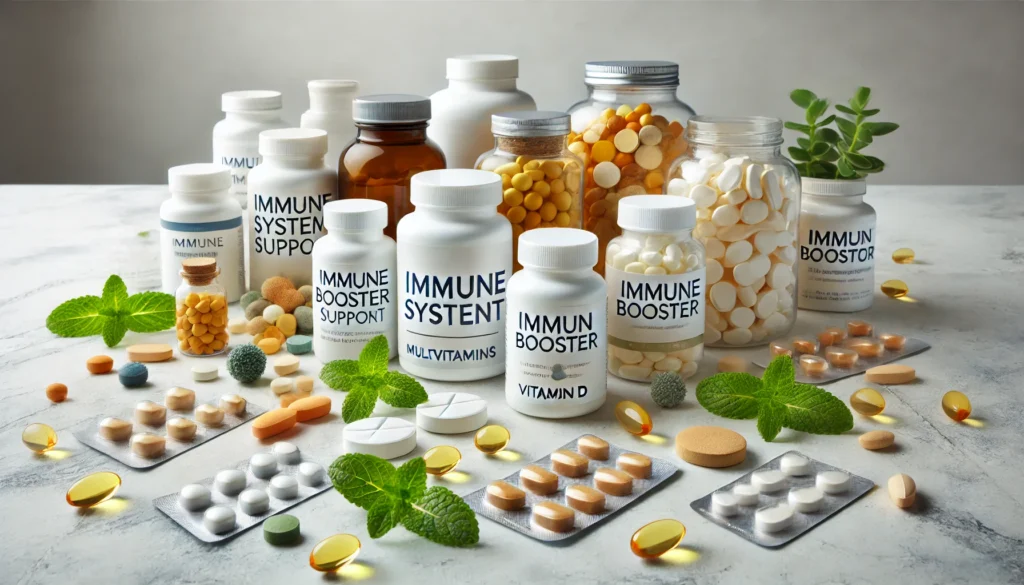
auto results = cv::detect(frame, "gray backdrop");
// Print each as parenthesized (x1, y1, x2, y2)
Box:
(2, 1, 1022, 185)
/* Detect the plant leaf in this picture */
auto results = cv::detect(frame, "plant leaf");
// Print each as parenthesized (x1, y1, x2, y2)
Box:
(320, 359, 362, 391)
(851, 87, 871, 111)
(378, 371, 428, 408)
(328, 453, 396, 511)
(367, 498, 403, 539)
(777, 383, 854, 435)
(865, 155, 885, 170)
(806, 99, 829, 124)
(835, 104, 857, 116)
(808, 142, 831, 157)
(835, 117, 857, 140)
(402, 487, 479, 547)
(757, 399, 786, 442)
(761, 355, 795, 395)
(861, 108, 880, 117)
(101, 275, 130, 317)
(123, 291, 176, 332)
(102, 317, 128, 347)
(837, 158, 857, 177)
(817, 128, 841, 145)
(846, 152, 873, 170)
(788, 147, 810, 162)
(342, 384, 379, 423)
(695, 373, 762, 419)
(358, 335, 391, 376)
(46, 295, 106, 337)
(797, 137, 811, 150)
(790, 89, 817, 108)
(864, 121, 899, 136)
(783, 121, 811, 134)
(392, 457, 427, 503)
(818, 114, 836, 126)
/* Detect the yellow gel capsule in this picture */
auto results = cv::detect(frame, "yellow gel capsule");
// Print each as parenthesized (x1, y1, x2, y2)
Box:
(474, 425, 511, 455)
(615, 401, 653, 436)
(309, 534, 361, 572)
(942, 391, 972, 422)
(423, 445, 461, 476)
(892, 248, 915, 264)
(881, 279, 909, 298)
(66, 471, 121, 507)
(850, 388, 886, 416)
(630, 519, 685, 559)
(22, 423, 57, 453)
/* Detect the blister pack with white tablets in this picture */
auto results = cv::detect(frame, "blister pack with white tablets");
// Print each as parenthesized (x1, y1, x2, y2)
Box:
(154, 443, 330, 543)
(753, 337, 930, 384)
(464, 435, 679, 544)
(73, 391, 265, 470)
(690, 450, 873, 548)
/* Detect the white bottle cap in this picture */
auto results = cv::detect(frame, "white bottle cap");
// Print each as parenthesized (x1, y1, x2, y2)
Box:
(168, 163, 232, 193)
(518, 228, 598, 271)
(801, 177, 867, 197)
(324, 199, 387, 232)
(308, 80, 359, 111)
(221, 90, 282, 113)
(446, 55, 519, 80)
(258, 128, 328, 158)
(411, 169, 502, 208)
(617, 195, 696, 233)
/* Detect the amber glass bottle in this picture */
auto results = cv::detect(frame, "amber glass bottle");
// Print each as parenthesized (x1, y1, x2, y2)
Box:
(338, 94, 446, 238)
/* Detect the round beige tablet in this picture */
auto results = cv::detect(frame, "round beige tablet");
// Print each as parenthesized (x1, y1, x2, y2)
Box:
(864, 364, 916, 385)
(270, 377, 294, 396)
(99, 417, 133, 442)
(165, 387, 196, 411)
(718, 355, 749, 373)
(167, 417, 197, 441)
(195, 404, 225, 426)
(859, 430, 895, 450)
(273, 355, 300, 376)
(888, 473, 916, 508)
(294, 375, 315, 395)
(127, 343, 174, 363)
(675, 426, 747, 468)
(220, 394, 247, 416)
(135, 401, 167, 426)
(131, 432, 166, 458)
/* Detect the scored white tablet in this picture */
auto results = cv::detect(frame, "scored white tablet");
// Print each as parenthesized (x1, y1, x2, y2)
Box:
(343, 417, 417, 459)
(416, 392, 488, 434)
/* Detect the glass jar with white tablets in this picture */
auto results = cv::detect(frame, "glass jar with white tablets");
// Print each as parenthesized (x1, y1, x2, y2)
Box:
(665, 116, 800, 347)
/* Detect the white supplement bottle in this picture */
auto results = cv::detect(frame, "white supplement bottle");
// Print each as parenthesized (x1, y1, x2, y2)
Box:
(506, 228, 607, 419)
(397, 169, 512, 381)
(798, 178, 876, 312)
(160, 164, 245, 302)
(606, 196, 705, 382)
(428, 55, 536, 169)
(300, 80, 359, 173)
(312, 199, 396, 362)
(212, 91, 289, 209)
(247, 128, 337, 289)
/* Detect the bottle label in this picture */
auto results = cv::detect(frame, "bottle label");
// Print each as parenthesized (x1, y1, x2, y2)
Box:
(160, 217, 244, 301)
(506, 302, 607, 412)
(397, 247, 509, 373)
(313, 263, 396, 358)
(798, 214, 876, 309)
(213, 145, 261, 195)
(249, 192, 330, 287)
(606, 267, 705, 352)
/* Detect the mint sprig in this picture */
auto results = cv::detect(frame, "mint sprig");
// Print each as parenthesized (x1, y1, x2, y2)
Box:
(696, 356, 853, 442)
(329, 453, 479, 548)
(320, 335, 428, 422)
(46, 275, 176, 347)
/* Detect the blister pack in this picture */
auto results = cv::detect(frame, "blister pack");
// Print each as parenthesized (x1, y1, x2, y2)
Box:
(754, 335, 929, 384)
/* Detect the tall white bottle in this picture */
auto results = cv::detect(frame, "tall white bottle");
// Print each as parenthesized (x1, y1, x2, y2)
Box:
(300, 80, 359, 172)
(212, 90, 289, 210)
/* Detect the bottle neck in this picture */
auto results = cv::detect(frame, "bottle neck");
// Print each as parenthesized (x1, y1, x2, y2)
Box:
(172, 191, 229, 204)
(224, 110, 282, 123)
(309, 92, 357, 112)
(494, 135, 566, 158)
(356, 123, 428, 145)
(620, 228, 693, 242)
(448, 78, 518, 92)
(328, 229, 385, 244)
(261, 154, 325, 169)
(589, 85, 679, 105)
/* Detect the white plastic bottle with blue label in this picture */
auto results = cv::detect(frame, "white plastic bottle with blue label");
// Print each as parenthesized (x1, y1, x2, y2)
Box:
(312, 199, 396, 363)
(506, 228, 607, 418)
(160, 163, 245, 302)
(397, 169, 512, 382)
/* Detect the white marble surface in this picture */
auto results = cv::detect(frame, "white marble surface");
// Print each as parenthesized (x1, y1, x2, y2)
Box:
(1, 185, 1022, 585)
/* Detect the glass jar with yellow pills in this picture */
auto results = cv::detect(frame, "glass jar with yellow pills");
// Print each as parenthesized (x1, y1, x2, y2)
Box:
(476, 111, 583, 271)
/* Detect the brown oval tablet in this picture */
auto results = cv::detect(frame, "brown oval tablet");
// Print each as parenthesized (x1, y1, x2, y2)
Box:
(99, 417, 133, 441)
(675, 426, 747, 468)
(220, 394, 247, 415)
(520, 465, 559, 495)
(888, 473, 916, 508)
(131, 432, 166, 458)
(167, 417, 197, 441)
(717, 355, 748, 373)
(865, 364, 916, 385)
(577, 435, 609, 460)
(45, 383, 68, 403)
(566, 485, 606, 514)
(165, 387, 196, 411)
(135, 401, 167, 426)
(533, 501, 575, 533)
(594, 467, 633, 496)
(127, 343, 174, 363)
(486, 481, 525, 511)
(617, 452, 652, 479)
(859, 430, 895, 450)
(288, 395, 331, 422)
(195, 404, 225, 426)
(252, 408, 297, 439)
(551, 450, 590, 477)
(87, 355, 114, 374)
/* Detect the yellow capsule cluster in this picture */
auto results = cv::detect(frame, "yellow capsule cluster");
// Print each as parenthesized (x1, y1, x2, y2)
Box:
(488, 156, 582, 245)
(176, 292, 229, 355)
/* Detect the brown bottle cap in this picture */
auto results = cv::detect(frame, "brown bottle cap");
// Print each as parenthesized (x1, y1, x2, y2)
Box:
(181, 257, 217, 275)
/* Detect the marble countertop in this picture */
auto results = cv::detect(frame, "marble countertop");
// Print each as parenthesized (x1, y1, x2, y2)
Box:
(1, 185, 1022, 585)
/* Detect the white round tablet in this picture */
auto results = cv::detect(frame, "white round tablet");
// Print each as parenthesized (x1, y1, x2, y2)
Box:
(203, 505, 236, 534)
(755, 503, 794, 533)
(268, 475, 299, 499)
(416, 392, 488, 434)
(788, 487, 825, 513)
(343, 417, 416, 460)
(816, 470, 851, 494)
(751, 470, 788, 493)
(272, 442, 301, 465)
(213, 469, 247, 496)
(732, 483, 760, 506)
(249, 453, 279, 479)
(178, 483, 211, 512)
(711, 491, 739, 516)
(780, 453, 812, 476)
(238, 488, 270, 515)
(191, 363, 219, 382)
(297, 462, 325, 487)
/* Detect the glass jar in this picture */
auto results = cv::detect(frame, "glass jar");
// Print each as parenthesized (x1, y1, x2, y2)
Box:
(175, 257, 230, 356)
(566, 61, 696, 275)
(606, 196, 705, 381)
(339, 94, 446, 239)
(476, 111, 583, 271)
(665, 116, 800, 347)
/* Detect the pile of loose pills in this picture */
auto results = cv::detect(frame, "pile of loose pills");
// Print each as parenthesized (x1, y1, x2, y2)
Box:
(240, 277, 314, 354)
(176, 291, 230, 356)
(478, 156, 583, 240)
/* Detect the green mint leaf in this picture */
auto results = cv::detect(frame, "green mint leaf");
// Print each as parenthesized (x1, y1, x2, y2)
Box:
(367, 498, 403, 538)
(834, 104, 856, 116)
(101, 275, 130, 316)
(851, 86, 871, 111)
(863, 121, 898, 136)
(695, 373, 762, 419)
(816, 128, 841, 145)
(805, 98, 829, 124)
(402, 487, 479, 547)
(788, 147, 810, 162)
(342, 383, 379, 423)
(757, 399, 786, 442)
(783, 121, 811, 134)
(778, 383, 854, 435)
(391, 457, 427, 503)
(328, 453, 397, 511)
(358, 335, 390, 376)
(123, 291, 175, 332)
(46, 295, 106, 338)
(378, 371, 428, 408)
(761, 355, 795, 395)
(789, 89, 817, 108)
(320, 359, 363, 391)
(102, 317, 128, 347)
